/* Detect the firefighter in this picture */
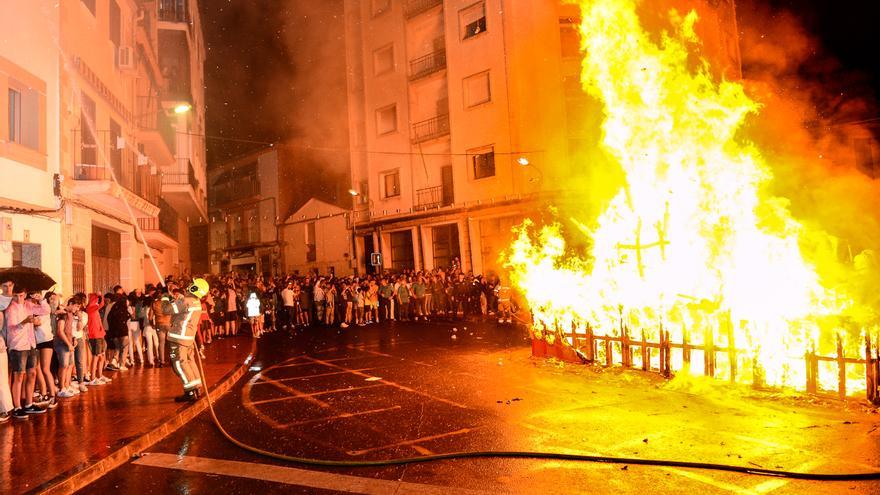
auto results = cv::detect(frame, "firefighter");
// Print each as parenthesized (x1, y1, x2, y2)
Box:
(495, 278, 513, 324)
(162, 278, 210, 402)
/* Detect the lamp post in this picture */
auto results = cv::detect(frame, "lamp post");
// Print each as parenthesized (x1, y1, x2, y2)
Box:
(517, 156, 543, 184)
(348, 188, 359, 275)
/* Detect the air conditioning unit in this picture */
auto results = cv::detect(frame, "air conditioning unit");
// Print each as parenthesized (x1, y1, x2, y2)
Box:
(118, 46, 135, 70)
(116, 136, 126, 150)
(137, 153, 149, 166)
(0, 217, 11, 242)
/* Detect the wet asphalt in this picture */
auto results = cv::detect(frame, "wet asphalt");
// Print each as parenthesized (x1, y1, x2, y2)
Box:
(77, 318, 880, 494)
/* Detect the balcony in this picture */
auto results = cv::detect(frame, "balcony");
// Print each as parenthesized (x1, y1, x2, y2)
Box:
(209, 178, 260, 208)
(415, 184, 454, 210)
(136, 96, 176, 166)
(411, 114, 450, 144)
(409, 49, 446, 80)
(158, 0, 189, 24)
(137, 199, 179, 248)
(70, 129, 161, 218)
(161, 158, 205, 221)
(404, 0, 443, 19)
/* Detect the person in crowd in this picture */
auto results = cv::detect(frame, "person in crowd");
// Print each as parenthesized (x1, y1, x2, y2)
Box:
(379, 278, 394, 322)
(246, 292, 262, 338)
(143, 294, 160, 367)
(86, 293, 108, 385)
(106, 295, 131, 371)
(128, 291, 145, 367)
(54, 297, 80, 398)
(31, 291, 56, 407)
(396, 277, 411, 322)
(5, 286, 50, 418)
(324, 281, 336, 326)
(367, 279, 379, 324)
(225, 279, 239, 337)
(0, 280, 13, 422)
(152, 291, 171, 367)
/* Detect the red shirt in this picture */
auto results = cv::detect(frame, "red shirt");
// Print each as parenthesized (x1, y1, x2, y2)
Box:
(86, 294, 106, 339)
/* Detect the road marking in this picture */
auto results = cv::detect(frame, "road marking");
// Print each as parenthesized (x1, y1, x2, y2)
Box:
(282, 406, 403, 428)
(750, 460, 821, 494)
(345, 344, 437, 367)
(253, 368, 382, 384)
(662, 467, 758, 495)
(347, 428, 474, 456)
(255, 375, 332, 409)
(250, 384, 388, 406)
(133, 453, 489, 495)
(303, 355, 470, 410)
(271, 355, 370, 369)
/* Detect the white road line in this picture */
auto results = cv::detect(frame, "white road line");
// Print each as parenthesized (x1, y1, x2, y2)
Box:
(345, 344, 437, 367)
(252, 368, 381, 384)
(662, 467, 758, 495)
(347, 428, 474, 456)
(282, 406, 403, 428)
(250, 384, 388, 406)
(133, 453, 489, 495)
(750, 460, 822, 494)
(303, 355, 471, 409)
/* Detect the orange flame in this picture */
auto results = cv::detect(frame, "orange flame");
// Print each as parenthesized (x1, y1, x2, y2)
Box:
(505, 0, 870, 391)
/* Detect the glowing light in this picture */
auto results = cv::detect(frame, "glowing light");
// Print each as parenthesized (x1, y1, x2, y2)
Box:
(348, 189, 359, 196)
(173, 103, 192, 114)
(504, 0, 864, 391)
(517, 157, 530, 166)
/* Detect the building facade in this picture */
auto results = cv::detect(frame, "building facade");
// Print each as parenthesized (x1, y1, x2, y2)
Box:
(342, 0, 741, 276)
(1, 0, 207, 295)
(280, 198, 352, 277)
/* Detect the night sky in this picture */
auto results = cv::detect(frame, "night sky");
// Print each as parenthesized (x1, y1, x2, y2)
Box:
(199, 0, 880, 165)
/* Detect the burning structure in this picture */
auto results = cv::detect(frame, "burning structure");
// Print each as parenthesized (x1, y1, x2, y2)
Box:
(505, 0, 880, 401)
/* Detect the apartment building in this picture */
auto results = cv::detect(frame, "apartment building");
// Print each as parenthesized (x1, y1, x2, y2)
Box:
(0, 0, 207, 294)
(343, 0, 741, 276)
(0, 1, 64, 282)
(207, 144, 348, 276)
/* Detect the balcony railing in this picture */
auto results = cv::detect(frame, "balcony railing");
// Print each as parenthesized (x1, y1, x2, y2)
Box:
(162, 159, 199, 192)
(409, 49, 446, 80)
(411, 114, 450, 144)
(209, 179, 260, 207)
(136, 96, 176, 156)
(415, 185, 442, 209)
(72, 129, 161, 206)
(158, 0, 189, 23)
(137, 200, 179, 239)
(404, 0, 443, 18)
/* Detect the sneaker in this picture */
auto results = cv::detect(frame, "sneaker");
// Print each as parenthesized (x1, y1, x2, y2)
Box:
(118, 365, 129, 371)
(46, 396, 58, 409)
(12, 408, 29, 420)
(173, 390, 199, 403)
(23, 404, 47, 415)
(98, 376, 111, 384)
(35, 395, 50, 407)
(56, 389, 72, 398)
(0, 411, 10, 423)
(340, 322, 349, 328)
(68, 386, 80, 395)
(79, 383, 88, 393)
(106, 364, 119, 371)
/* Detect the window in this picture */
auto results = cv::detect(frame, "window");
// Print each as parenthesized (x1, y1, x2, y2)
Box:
(12, 242, 42, 269)
(358, 180, 369, 205)
(305, 222, 316, 262)
(82, 0, 96, 15)
(72, 247, 86, 294)
(110, 0, 122, 66)
(390, 231, 415, 271)
(463, 71, 491, 107)
(382, 170, 400, 198)
(110, 119, 122, 178)
(559, 17, 582, 58)
(470, 148, 495, 179)
(376, 104, 397, 135)
(80, 94, 97, 168)
(91, 225, 121, 294)
(460, 2, 486, 40)
(373, 44, 395, 75)
(432, 224, 460, 269)
(372, 0, 391, 16)
(7, 85, 39, 150)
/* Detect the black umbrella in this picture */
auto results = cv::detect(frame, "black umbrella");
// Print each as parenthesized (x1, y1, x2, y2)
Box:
(0, 266, 56, 292)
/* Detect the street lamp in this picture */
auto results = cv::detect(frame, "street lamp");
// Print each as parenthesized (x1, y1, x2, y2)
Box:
(517, 156, 543, 183)
(173, 103, 192, 114)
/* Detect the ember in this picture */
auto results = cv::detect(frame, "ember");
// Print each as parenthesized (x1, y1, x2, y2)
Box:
(505, 0, 880, 398)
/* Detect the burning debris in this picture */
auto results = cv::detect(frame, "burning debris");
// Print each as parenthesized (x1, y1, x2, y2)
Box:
(505, 0, 880, 399)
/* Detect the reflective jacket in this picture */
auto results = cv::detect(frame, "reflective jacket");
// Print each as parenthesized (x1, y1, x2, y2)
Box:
(162, 294, 201, 345)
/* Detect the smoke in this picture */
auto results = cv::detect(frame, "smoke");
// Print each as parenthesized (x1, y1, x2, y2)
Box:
(735, 1, 880, 323)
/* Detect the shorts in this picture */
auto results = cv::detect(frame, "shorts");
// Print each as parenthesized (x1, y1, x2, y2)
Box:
(54, 343, 72, 368)
(89, 338, 107, 355)
(36, 340, 54, 350)
(225, 312, 237, 322)
(110, 336, 127, 351)
(8, 349, 38, 372)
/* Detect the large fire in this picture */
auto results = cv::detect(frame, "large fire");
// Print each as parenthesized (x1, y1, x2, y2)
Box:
(505, 0, 874, 391)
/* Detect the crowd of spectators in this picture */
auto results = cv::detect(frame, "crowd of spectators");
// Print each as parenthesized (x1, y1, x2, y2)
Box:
(0, 264, 515, 422)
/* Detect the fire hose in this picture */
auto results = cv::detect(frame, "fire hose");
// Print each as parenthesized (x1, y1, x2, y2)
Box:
(193, 349, 880, 481)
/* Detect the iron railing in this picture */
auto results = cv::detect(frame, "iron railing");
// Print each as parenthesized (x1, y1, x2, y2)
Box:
(137, 200, 179, 239)
(162, 159, 199, 191)
(415, 185, 443, 209)
(158, 0, 189, 23)
(411, 114, 450, 144)
(409, 49, 446, 80)
(403, 0, 443, 18)
(72, 129, 161, 206)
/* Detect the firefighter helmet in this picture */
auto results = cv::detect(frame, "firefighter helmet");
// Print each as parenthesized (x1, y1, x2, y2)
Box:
(188, 278, 210, 298)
